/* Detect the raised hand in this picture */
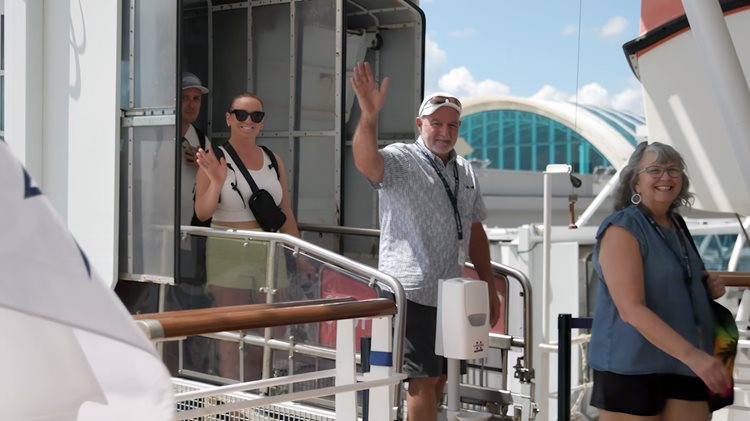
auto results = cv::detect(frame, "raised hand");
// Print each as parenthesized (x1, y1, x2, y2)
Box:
(195, 142, 227, 185)
(351, 61, 390, 117)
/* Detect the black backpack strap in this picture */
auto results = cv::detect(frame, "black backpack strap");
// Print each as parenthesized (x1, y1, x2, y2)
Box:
(213, 144, 224, 161)
(193, 125, 207, 150)
(259, 145, 280, 180)
(223, 143, 260, 193)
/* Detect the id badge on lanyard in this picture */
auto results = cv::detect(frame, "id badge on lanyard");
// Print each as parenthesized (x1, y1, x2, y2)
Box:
(457, 240, 466, 267)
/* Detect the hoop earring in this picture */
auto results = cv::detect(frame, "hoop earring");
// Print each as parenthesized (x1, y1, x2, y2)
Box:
(631, 192, 642, 205)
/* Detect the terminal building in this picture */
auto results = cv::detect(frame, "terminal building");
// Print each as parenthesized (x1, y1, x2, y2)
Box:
(456, 95, 643, 229)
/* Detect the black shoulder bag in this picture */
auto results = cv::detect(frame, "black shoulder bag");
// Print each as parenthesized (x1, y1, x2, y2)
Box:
(674, 213, 737, 412)
(222, 143, 287, 232)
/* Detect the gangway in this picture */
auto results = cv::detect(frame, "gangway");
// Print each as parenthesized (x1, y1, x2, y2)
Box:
(146, 226, 539, 420)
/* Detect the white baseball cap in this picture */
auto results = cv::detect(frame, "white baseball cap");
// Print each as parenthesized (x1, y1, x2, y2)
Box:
(418, 92, 462, 117)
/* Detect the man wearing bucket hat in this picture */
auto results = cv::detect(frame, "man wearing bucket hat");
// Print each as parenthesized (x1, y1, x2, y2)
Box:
(181, 71, 211, 227)
(350, 61, 500, 421)
(169, 72, 215, 374)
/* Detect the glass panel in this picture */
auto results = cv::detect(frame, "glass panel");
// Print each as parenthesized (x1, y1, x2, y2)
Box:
(159, 234, 389, 383)
(120, 0, 130, 109)
(133, 0, 176, 107)
(295, 0, 336, 131)
(0, 76, 4, 132)
(128, 126, 176, 276)
(519, 145, 532, 170)
(1, 14, 4, 70)
(536, 143, 550, 169)
(296, 136, 337, 224)
(555, 142, 568, 165)
(503, 145, 516, 170)
(211, 8, 249, 125)
(253, 4, 291, 132)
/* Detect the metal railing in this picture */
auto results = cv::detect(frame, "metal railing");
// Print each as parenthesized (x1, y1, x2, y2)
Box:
(299, 222, 537, 418)
(179, 225, 407, 378)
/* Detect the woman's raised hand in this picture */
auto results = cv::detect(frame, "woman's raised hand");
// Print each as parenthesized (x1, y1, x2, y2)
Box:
(195, 142, 227, 185)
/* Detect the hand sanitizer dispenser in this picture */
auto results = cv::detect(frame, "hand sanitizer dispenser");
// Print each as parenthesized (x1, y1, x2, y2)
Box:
(435, 278, 490, 359)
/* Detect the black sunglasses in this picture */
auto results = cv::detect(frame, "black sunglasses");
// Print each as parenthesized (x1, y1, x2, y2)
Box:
(229, 109, 265, 123)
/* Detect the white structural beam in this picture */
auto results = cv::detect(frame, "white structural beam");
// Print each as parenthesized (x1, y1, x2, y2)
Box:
(5, 0, 121, 287)
(5, 0, 44, 181)
(681, 0, 750, 198)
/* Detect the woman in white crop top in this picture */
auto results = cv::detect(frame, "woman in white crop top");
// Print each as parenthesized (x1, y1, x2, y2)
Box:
(194, 92, 302, 380)
(194, 92, 298, 235)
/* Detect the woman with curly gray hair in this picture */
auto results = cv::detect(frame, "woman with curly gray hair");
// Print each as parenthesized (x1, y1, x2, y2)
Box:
(588, 141, 730, 420)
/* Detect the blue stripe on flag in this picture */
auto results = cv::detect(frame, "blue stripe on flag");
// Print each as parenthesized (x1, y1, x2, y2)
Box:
(23, 168, 42, 198)
(76, 241, 92, 279)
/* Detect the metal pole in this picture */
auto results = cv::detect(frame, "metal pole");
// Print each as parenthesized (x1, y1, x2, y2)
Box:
(575, 166, 622, 228)
(360, 336, 371, 421)
(543, 172, 551, 344)
(558, 314, 572, 421)
(447, 358, 461, 420)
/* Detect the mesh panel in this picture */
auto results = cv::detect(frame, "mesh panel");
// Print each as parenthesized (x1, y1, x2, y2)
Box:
(173, 378, 337, 421)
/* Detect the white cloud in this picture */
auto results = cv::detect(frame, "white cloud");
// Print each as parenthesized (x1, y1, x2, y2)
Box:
(575, 83, 610, 106)
(562, 25, 577, 36)
(531, 85, 569, 101)
(437, 67, 510, 98)
(424, 34, 448, 94)
(425, 32, 643, 113)
(425, 34, 447, 70)
(448, 27, 477, 38)
(530, 80, 644, 114)
(611, 81, 644, 114)
(599, 16, 628, 39)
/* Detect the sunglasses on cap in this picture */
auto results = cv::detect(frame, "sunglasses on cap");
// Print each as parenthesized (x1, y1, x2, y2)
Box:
(428, 95, 462, 108)
(229, 109, 266, 123)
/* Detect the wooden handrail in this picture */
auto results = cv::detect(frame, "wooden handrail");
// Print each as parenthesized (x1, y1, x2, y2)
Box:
(135, 298, 397, 339)
(711, 271, 750, 288)
(133, 297, 355, 321)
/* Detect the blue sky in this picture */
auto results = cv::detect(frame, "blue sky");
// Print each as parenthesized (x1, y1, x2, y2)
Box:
(420, 0, 643, 113)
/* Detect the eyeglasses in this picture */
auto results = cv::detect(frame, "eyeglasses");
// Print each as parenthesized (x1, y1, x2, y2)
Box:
(639, 166, 682, 178)
(229, 109, 265, 123)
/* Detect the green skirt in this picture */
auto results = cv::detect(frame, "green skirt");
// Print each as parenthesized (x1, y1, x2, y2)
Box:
(206, 225, 288, 290)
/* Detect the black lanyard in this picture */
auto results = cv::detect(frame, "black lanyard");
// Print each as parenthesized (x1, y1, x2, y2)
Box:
(640, 209, 692, 281)
(639, 207, 702, 329)
(419, 148, 463, 241)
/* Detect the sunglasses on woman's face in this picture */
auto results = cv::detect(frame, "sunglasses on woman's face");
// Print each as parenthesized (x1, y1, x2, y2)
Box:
(229, 109, 265, 123)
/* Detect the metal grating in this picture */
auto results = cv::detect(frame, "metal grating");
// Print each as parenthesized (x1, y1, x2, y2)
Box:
(173, 378, 337, 421)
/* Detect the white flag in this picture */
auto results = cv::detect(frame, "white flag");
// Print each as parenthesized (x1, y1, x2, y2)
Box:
(0, 140, 175, 420)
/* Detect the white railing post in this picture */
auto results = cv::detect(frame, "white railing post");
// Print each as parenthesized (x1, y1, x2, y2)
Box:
(367, 315, 396, 421)
(335, 318, 358, 419)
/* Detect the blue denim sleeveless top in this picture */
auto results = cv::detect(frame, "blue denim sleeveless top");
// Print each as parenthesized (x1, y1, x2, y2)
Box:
(588, 206, 714, 376)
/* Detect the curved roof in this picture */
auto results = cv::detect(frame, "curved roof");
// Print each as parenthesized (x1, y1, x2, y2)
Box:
(460, 95, 643, 170)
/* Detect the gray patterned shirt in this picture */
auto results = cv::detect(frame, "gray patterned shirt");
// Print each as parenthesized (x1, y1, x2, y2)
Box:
(373, 137, 487, 306)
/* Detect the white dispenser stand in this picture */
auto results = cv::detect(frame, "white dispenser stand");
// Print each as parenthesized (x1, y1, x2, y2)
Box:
(436, 278, 490, 421)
